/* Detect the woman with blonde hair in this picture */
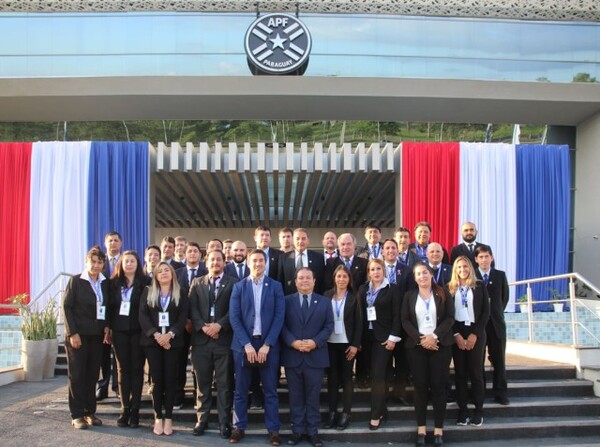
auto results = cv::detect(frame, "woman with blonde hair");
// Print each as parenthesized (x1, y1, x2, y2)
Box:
(139, 261, 189, 436)
(447, 256, 490, 428)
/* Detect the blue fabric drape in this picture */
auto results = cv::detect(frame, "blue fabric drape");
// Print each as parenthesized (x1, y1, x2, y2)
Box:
(87, 142, 149, 259)
(516, 144, 570, 311)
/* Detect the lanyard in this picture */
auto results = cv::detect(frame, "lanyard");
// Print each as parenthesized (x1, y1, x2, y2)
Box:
(417, 244, 427, 259)
(334, 291, 347, 319)
(387, 265, 396, 283)
(460, 286, 469, 307)
(419, 292, 433, 312)
(371, 245, 381, 259)
(367, 285, 382, 307)
(160, 293, 171, 311)
(90, 278, 103, 304)
(121, 285, 133, 302)
(433, 266, 442, 284)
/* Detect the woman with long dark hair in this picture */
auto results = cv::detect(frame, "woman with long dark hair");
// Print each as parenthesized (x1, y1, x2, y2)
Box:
(109, 250, 149, 428)
(139, 261, 189, 436)
(323, 265, 362, 430)
(402, 262, 455, 447)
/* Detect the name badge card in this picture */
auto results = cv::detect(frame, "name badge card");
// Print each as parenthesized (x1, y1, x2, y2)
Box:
(367, 306, 377, 321)
(159, 312, 170, 327)
(423, 313, 434, 330)
(97, 305, 106, 320)
(334, 320, 344, 334)
(119, 301, 131, 316)
(210, 306, 215, 317)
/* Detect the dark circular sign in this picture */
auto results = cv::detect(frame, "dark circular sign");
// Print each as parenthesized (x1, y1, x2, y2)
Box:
(245, 13, 312, 75)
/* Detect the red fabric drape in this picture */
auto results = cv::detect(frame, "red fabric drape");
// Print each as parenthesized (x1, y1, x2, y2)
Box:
(0, 143, 32, 313)
(402, 142, 460, 254)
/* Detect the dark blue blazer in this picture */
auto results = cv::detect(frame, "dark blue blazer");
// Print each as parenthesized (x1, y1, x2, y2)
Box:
(280, 292, 334, 369)
(431, 263, 452, 286)
(229, 276, 285, 352)
(224, 262, 250, 280)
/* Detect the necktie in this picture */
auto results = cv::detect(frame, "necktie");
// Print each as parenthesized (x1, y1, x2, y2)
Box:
(469, 244, 474, 253)
(400, 252, 407, 264)
(344, 258, 351, 269)
(388, 265, 396, 284)
(302, 294, 309, 322)
(110, 257, 116, 273)
(238, 264, 245, 279)
(297, 253, 304, 269)
(483, 273, 489, 285)
(189, 268, 196, 284)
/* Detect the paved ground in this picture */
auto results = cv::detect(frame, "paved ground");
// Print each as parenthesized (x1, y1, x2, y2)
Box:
(0, 354, 594, 447)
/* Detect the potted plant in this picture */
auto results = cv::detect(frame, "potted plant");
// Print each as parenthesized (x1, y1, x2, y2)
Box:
(548, 287, 566, 313)
(517, 294, 529, 313)
(12, 294, 47, 381)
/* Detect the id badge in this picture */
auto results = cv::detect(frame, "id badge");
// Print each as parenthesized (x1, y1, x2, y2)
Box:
(210, 306, 215, 318)
(334, 320, 344, 334)
(97, 305, 106, 320)
(423, 314, 434, 330)
(159, 312, 170, 327)
(119, 301, 131, 316)
(367, 306, 377, 322)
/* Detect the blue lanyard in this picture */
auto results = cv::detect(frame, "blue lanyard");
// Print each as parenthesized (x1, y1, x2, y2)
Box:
(121, 286, 133, 302)
(417, 244, 427, 260)
(334, 291, 347, 318)
(433, 266, 442, 284)
(387, 265, 396, 283)
(367, 286, 382, 307)
(419, 292, 432, 312)
(460, 286, 469, 307)
(371, 245, 381, 259)
(91, 278, 103, 304)
(160, 293, 170, 311)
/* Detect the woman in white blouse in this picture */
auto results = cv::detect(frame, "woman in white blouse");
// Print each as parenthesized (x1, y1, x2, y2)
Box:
(447, 256, 490, 428)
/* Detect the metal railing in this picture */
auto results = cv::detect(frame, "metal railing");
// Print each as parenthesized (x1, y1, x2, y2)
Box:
(509, 272, 600, 348)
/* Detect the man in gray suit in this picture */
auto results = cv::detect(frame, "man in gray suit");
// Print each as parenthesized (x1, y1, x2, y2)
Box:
(189, 249, 238, 438)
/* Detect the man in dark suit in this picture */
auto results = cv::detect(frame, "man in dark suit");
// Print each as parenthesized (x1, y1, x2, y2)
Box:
(97, 231, 121, 400)
(323, 233, 367, 292)
(474, 245, 510, 405)
(450, 222, 492, 266)
(254, 225, 282, 280)
(278, 228, 325, 295)
(161, 236, 185, 270)
(427, 242, 451, 286)
(229, 249, 285, 446)
(394, 227, 420, 269)
(224, 240, 250, 280)
(281, 268, 334, 447)
(356, 224, 384, 260)
(409, 221, 450, 264)
(189, 249, 238, 437)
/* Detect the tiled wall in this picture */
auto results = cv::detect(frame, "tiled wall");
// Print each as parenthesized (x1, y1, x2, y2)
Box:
(0, 317, 22, 368)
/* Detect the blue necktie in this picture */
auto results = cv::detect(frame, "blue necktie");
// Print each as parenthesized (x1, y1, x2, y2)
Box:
(483, 273, 489, 286)
(344, 258, 351, 269)
(302, 294, 309, 322)
(238, 264, 244, 279)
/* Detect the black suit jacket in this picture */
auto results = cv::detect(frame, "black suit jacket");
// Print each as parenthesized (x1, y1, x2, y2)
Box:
(410, 243, 450, 265)
(176, 265, 204, 301)
(385, 261, 417, 299)
(397, 250, 420, 269)
(447, 281, 490, 338)
(476, 269, 508, 339)
(278, 250, 325, 295)
(401, 288, 455, 348)
(323, 290, 363, 348)
(450, 242, 492, 266)
(108, 276, 150, 332)
(323, 256, 368, 293)
(265, 247, 283, 280)
(188, 273, 238, 347)
(356, 242, 384, 260)
(138, 286, 190, 348)
(358, 282, 402, 343)
(63, 274, 110, 337)
(431, 263, 452, 286)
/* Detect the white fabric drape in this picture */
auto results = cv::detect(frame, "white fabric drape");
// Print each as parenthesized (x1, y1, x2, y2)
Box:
(30, 142, 91, 309)
(459, 143, 517, 311)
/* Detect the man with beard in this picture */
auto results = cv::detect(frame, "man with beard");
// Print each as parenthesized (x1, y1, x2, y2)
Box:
(225, 241, 250, 280)
(450, 222, 492, 266)
(322, 231, 338, 263)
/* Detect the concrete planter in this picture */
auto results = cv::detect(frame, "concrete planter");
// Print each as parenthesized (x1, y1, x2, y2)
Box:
(43, 338, 59, 379)
(21, 339, 46, 381)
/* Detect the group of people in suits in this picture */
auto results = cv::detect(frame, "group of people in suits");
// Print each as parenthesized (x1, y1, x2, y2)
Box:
(61, 221, 510, 447)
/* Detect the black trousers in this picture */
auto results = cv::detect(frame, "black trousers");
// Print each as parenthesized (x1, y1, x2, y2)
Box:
(453, 323, 487, 413)
(174, 330, 191, 405)
(485, 323, 507, 399)
(191, 342, 233, 426)
(392, 341, 411, 397)
(362, 330, 393, 419)
(326, 342, 354, 413)
(97, 343, 117, 393)
(66, 334, 103, 419)
(144, 345, 182, 419)
(112, 330, 145, 410)
(406, 344, 452, 428)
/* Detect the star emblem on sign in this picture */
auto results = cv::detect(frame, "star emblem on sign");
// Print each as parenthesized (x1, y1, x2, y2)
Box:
(270, 33, 287, 50)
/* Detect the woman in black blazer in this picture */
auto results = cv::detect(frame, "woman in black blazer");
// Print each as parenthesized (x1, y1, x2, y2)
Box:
(359, 258, 402, 430)
(402, 262, 455, 447)
(62, 246, 111, 430)
(324, 264, 363, 430)
(109, 250, 150, 428)
(447, 256, 490, 427)
(139, 261, 189, 436)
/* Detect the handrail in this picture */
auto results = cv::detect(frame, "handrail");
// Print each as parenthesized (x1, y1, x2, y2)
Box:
(508, 272, 600, 348)
(29, 272, 74, 307)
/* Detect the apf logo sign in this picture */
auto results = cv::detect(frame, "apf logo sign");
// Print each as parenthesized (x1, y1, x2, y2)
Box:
(245, 13, 311, 75)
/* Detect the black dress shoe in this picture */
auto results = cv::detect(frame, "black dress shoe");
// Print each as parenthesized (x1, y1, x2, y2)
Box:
(84, 414, 103, 426)
(129, 408, 139, 428)
(433, 434, 444, 446)
(95, 388, 108, 401)
(308, 435, 323, 447)
(117, 408, 130, 427)
(415, 433, 426, 446)
(288, 433, 303, 445)
(193, 423, 207, 436)
(324, 412, 337, 429)
(494, 396, 510, 405)
(220, 423, 232, 439)
(336, 413, 349, 430)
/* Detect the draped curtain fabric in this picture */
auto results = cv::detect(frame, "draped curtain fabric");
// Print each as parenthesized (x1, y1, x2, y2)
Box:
(459, 143, 518, 311)
(402, 142, 460, 254)
(516, 144, 570, 311)
(86, 142, 149, 258)
(30, 142, 91, 308)
(0, 143, 32, 313)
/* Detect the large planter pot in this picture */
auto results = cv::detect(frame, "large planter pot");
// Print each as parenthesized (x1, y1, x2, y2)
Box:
(43, 338, 59, 379)
(21, 339, 47, 382)
(553, 303, 565, 313)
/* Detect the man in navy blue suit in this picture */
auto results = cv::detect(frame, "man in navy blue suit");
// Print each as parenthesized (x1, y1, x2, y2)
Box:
(228, 249, 285, 446)
(225, 240, 250, 280)
(281, 268, 334, 447)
